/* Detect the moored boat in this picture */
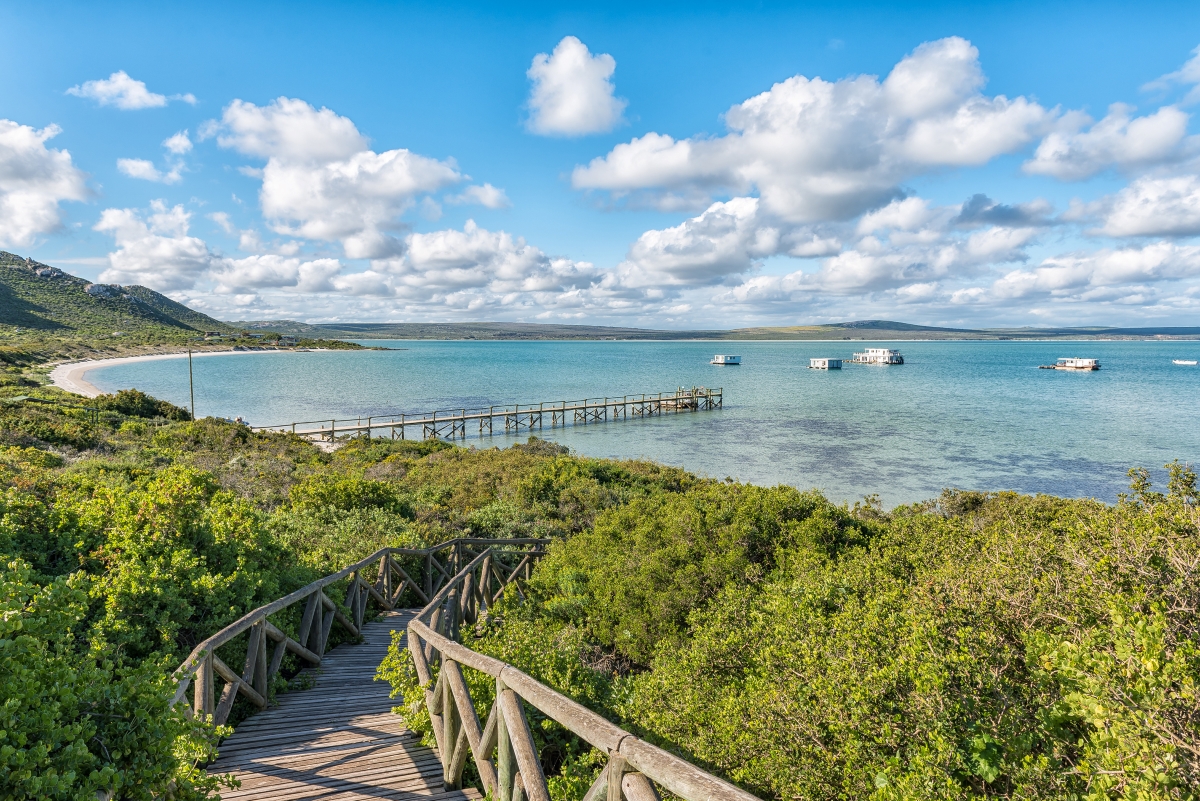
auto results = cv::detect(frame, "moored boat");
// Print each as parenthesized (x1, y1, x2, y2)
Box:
(1039, 357, 1100, 370)
(850, 348, 904, 365)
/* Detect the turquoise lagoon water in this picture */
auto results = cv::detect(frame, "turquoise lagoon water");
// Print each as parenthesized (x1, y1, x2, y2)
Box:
(87, 340, 1200, 507)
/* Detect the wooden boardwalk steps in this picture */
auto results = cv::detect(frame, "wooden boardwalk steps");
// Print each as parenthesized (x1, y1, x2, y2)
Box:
(209, 609, 478, 801)
(175, 540, 755, 801)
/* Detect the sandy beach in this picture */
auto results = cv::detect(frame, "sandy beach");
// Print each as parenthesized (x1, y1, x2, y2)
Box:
(48, 349, 295, 397)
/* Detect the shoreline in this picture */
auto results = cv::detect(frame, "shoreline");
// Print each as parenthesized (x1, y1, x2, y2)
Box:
(48, 349, 299, 398)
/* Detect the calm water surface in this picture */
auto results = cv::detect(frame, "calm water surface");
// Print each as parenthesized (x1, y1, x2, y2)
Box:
(88, 340, 1200, 506)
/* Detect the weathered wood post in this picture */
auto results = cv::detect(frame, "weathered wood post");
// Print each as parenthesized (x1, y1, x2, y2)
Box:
(252, 621, 268, 699)
(496, 677, 514, 801)
(195, 652, 215, 718)
(443, 659, 460, 781)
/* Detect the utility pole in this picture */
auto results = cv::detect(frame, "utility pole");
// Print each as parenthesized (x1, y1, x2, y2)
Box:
(188, 341, 196, 420)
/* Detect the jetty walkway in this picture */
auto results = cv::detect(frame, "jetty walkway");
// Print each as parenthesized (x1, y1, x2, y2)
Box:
(174, 538, 757, 801)
(206, 610, 471, 801)
(249, 387, 722, 443)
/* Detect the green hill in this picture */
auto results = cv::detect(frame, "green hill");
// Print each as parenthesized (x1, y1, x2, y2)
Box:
(0, 251, 234, 338)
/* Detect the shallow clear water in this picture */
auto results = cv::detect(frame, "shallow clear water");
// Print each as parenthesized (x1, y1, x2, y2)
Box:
(88, 340, 1200, 506)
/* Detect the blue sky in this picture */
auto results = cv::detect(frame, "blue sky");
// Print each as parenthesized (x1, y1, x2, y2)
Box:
(3, 0, 1200, 328)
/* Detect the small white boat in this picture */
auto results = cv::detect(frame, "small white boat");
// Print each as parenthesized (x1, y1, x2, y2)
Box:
(1174, 359, 1198, 366)
(1039, 357, 1100, 370)
(711, 354, 741, 365)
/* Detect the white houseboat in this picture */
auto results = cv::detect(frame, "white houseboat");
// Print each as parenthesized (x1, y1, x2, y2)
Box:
(711, 354, 741, 365)
(809, 357, 842, 369)
(850, 348, 904, 365)
(1039, 357, 1100, 370)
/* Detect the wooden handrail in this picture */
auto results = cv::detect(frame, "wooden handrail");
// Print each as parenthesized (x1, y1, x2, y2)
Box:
(408, 549, 762, 801)
(171, 536, 548, 724)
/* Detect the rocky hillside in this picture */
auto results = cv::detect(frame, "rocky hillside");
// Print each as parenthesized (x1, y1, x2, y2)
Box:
(0, 251, 235, 337)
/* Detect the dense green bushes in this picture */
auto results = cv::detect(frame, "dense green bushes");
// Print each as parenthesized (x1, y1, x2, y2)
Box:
(4, 377, 1199, 800)
(387, 470, 1199, 801)
(624, 481, 1200, 800)
(1, 561, 232, 800)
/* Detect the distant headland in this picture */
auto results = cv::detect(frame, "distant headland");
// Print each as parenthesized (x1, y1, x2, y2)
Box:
(4, 252, 1199, 350)
(232, 318, 1200, 341)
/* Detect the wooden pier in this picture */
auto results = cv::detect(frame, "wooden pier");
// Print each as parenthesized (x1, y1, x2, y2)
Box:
(250, 386, 722, 443)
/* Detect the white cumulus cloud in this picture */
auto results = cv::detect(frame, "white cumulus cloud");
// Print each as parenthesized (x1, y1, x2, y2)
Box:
(987, 242, 1200, 301)
(0, 120, 89, 248)
(211, 254, 343, 294)
(117, 157, 182, 184)
(573, 37, 1053, 222)
(1023, 104, 1193, 180)
(1095, 173, 1200, 237)
(66, 71, 196, 110)
(527, 36, 627, 136)
(213, 97, 463, 258)
(447, 183, 511, 209)
(163, 130, 193, 154)
(1143, 45, 1200, 105)
(94, 201, 218, 290)
(622, 198, 780, 285)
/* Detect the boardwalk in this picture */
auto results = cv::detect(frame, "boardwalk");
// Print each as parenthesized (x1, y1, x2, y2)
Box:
(249, 387, 722, 443)
(209, 610, 477, 801)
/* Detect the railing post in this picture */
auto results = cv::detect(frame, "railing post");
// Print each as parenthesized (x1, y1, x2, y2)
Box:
(607, 754, 628, 801)
(496, 677, 514, 801)
(446, 588, 459, 642)
(195, 652, 214, 719)
(253, 620, 268, 699)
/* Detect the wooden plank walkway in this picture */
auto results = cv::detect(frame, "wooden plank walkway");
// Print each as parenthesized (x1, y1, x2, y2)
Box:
(209, 609, 478, 801)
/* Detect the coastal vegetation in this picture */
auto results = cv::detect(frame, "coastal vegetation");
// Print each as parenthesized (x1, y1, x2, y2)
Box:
(384, 474, 1200, 801)
(0, 345, 1198, 798)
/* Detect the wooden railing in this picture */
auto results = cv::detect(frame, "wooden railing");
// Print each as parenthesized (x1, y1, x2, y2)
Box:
(408, 550, 761, 801)
(171, 537, 548, 726)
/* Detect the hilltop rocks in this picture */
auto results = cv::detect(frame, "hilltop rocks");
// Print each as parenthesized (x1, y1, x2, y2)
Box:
(84, 283, 130, 300)
(1, 251, 65, 279)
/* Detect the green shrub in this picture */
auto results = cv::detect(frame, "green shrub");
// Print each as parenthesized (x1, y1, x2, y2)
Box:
(289, 474, 412, 516)
(0, 560, 232, 800)
(82, 466, 304, 661)
(93, 388, 191, 421)
(530, 483, 869, 664)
